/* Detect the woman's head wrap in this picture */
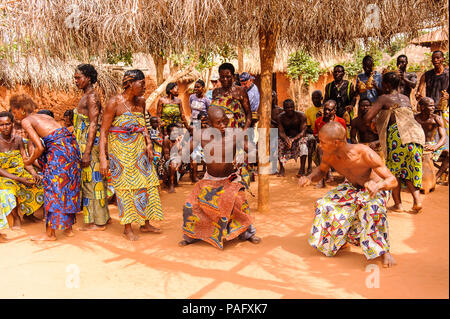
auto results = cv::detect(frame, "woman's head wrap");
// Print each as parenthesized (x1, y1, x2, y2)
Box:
(122, 69, 145, 90)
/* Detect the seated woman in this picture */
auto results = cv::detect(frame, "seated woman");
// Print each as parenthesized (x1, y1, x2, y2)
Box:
(0, 111, 44, 229)
(9, 94, 81, 241)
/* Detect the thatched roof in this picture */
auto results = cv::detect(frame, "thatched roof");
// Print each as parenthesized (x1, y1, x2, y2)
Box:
(411, 28, 449, 46)
(2, 0, 447, 61)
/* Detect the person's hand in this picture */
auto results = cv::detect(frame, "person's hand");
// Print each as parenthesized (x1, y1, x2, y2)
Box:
(415, 92, 423, 101)
(99, 158, 109, 176)
(31, 172, 43, 185)
(23, 156, 33, 166)
(441, 90, 449, 101)
(298, 176, 312, 187)
(81, 153, 91, 168)
(345, 105, 353, 113)
(364, 180, 380, 198)
(286, 137, 293, 149)
(20, 177, 34, 188)
(424, 144, 437, 152)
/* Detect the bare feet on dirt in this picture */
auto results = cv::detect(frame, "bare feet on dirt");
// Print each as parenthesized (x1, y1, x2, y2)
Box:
(381, 252, 396, 268)
(30, 233, 57, 241)
(140, 223, 162, 233)
(79, 224, 106, 231)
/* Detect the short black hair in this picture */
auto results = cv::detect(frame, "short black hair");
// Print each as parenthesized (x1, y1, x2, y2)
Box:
(397, 54, 408, 63)
(0, 111, 14, 122)
(383, 71, 400, 89)
(76, 64, 98, 84)
(64, 109, 74, 122)
(218, 63, 235, 75)
(195, 79, 205, 88)
(37, 109, 54, 118)
(362, 55, 373, 64)
(166, 82, 177, 95)
(283, 99, 295, 108)
(432, 50, 444, 58)
(334, 65, 345, 72)
(358, 98, 372, 107)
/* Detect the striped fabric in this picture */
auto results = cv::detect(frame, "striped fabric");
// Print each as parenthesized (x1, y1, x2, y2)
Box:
(108, 112, 163, 224)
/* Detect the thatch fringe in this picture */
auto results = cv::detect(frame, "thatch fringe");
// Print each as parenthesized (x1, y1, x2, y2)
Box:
(2, 0, 447, 60)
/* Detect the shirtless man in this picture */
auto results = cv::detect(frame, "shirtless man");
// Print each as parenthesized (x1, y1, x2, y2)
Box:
(179, 106, 261, 248)
(396, 55, 417, 100)
(414, 97, 448, 180)
(0, 111, 43, 229)
(73, 64, 110, 231)
(277, 99, 308, 177)
(350, 98, 382, 158)
(299, 122, 398, 267)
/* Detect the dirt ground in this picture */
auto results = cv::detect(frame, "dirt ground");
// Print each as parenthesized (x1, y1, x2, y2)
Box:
(0, 162, 448, 299)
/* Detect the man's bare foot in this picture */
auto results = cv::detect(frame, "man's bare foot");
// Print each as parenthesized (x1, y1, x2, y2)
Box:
(140, 224, 162, 233)
(411, 205, 423, 214)
(106, 218, 112, 225)
(248, 236, 261, 244)
(64, 228, 74, 237)
(388, 204, 404, 212)
(30, 233, 57, 241)
(276, 171, 285, 177)
(11, 225, 22, 230)
(315, 180, 326, 188)
(307, 167, 312, 175)
(178, 240, 191, 247)
(381, 252, 396, 268)
(79, 224, 106, 231)
(168, 186, 175, 193)
(123, 231, 139, 241)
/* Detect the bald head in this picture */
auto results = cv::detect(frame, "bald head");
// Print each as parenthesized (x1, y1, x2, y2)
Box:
(208, 105, 226, 121)
(418, 97, 434, 107)
(319, 122, 347, 141)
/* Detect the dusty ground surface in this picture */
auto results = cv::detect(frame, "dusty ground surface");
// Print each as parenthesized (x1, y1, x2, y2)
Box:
(0, 162, 448, 299)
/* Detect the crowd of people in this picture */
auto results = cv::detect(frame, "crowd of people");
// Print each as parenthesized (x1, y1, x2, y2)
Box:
(0, 50, 448, 268)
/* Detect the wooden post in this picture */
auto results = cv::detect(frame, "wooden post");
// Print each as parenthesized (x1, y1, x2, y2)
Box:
(152, 52, 167, 86)
(258, 25, 279, 214)
(237, 46, 244, 73)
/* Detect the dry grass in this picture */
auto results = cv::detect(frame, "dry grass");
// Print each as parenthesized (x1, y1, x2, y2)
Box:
(0, 0, 447, 90)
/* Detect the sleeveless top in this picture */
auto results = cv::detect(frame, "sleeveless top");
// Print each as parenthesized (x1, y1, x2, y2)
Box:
(210, 94, 246, 128)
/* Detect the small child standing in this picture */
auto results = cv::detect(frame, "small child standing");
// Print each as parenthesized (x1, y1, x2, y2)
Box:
(149, 116, 164, 182)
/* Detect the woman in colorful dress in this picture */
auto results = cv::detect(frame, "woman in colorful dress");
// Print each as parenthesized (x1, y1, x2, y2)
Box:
(156, 82, 189, 136)
(99, 69, 163, 241)
(9, 94, 81, 241)
(210, 63, 251, 130)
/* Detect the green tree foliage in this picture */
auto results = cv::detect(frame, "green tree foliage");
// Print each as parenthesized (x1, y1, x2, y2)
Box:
(106, 47, 133, 66)
(286, 50, 323, 86)
(337, 43, 384, 78)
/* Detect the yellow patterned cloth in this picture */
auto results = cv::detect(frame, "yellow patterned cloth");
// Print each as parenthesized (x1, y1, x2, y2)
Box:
(73, 109, 110, 225)
(160, 103, 182, 129)
(210, 94, 246, 128)
(108, 112, 163, 225)
(0, 150, 44, 216)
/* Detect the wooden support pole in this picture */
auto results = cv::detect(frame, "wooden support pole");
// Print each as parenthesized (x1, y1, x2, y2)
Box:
(257, 25, 279, 214)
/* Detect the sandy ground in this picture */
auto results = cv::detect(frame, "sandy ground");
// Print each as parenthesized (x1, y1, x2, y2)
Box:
(0, 162, 448, 299)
